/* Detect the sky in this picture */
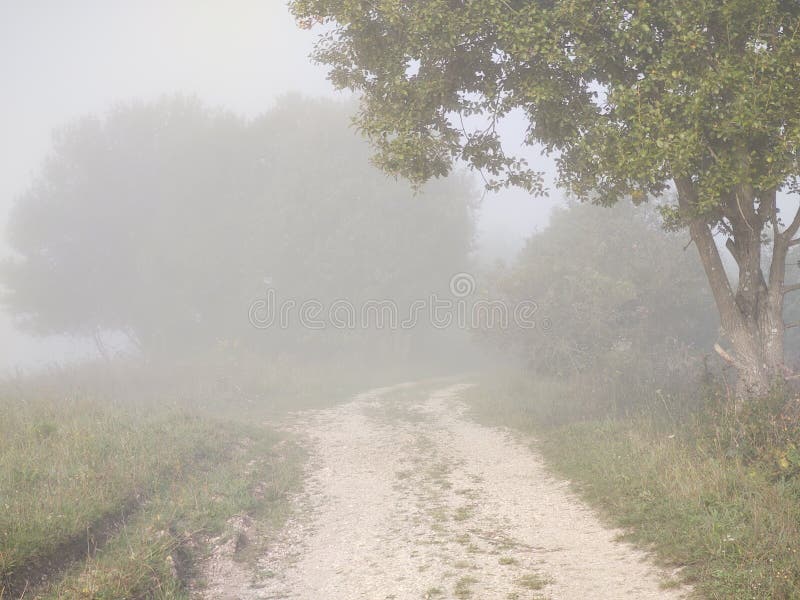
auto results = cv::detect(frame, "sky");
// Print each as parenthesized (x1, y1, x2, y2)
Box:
(0, 0, 560, 371)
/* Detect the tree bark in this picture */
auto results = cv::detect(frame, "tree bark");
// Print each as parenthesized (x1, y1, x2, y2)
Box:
(674, 177, 798, 398)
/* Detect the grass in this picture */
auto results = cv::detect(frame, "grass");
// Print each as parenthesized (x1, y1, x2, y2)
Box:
(453, 506, 472, 521)
(43, 425, 301, 600)
(516, 573, 549, 590)
(453, 575, 478, 598)
(0, 359, 317, 599)
(466, 372, 800, 599)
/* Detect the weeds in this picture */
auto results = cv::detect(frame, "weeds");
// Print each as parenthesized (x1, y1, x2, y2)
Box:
(453, 575, 478, 598)
(516, 573, 549, 590)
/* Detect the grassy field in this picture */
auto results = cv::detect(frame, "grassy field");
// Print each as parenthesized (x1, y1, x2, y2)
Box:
(0, 360, 314, 599)
(466, 373, 800, 600)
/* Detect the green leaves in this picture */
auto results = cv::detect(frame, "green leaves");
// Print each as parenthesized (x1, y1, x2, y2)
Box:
(291, 0, 800, 220)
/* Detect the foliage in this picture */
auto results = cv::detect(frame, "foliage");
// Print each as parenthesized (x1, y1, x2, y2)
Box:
(700, 382, 800, 480)
(291, 0, 800, 392)
(479, 202, 717, 381)
(291, 0, 800, 205)
(2, 95, 475, 356)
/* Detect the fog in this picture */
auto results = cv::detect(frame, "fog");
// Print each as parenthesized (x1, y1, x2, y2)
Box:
(6, 4, 800, 598)
(0, 1, 559, 372)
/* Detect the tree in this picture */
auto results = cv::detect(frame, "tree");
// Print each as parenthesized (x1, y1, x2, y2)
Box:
(291, 0, 800, 395)
(2, 95, 475, 358)
(3, 96, 248, 352)
(481, 201, 717, 383)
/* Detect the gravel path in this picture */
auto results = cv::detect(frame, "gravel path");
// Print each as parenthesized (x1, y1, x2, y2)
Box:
(201, 381, 690, 600)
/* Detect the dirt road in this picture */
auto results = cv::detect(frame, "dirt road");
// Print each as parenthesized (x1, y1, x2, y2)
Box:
(202, 381, 689, 599)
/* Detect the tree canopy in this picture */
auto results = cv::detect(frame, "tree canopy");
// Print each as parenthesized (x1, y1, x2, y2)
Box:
(291, 0, 800, 394)
(292, 1, 800, 203)
(2, 96, 475, 357)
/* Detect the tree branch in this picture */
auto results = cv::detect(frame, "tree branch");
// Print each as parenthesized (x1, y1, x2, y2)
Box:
(783, 283, 800, 294)
(675, 177, 741, 331)
(786, 321, 800, 330)
(783, 202, 800, 242)
(714, 342, 743, 370)
(769, 189, 793, 298)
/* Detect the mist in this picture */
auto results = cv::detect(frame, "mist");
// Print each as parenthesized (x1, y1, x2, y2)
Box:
(0, 1, 558, 372)
(2, 2, 798, 598)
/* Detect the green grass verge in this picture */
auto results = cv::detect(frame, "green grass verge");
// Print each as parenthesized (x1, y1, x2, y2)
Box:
(0, 377, 303, 599)
(465, 374, 800, 600)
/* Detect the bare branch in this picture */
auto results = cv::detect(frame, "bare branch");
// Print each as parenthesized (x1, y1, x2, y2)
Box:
(768, 189, 792, 295)
(763, 187, 778, 227)
(714, 343, 743, 369)
(786, 321, 800, 330)
(783, 283, 800, 294)
(676, 178, 738, 323)
(783, 202, 800, 242)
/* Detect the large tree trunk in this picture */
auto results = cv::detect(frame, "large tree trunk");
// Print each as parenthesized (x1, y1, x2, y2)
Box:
(675, 178, 800, 398)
